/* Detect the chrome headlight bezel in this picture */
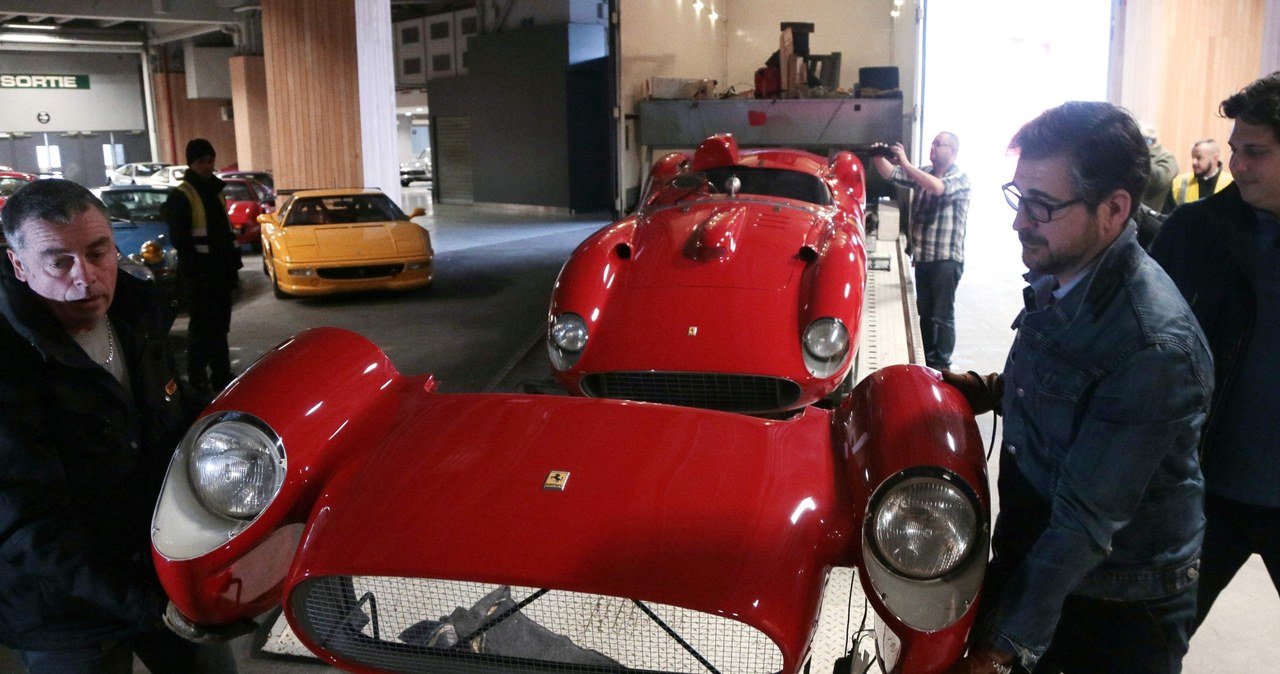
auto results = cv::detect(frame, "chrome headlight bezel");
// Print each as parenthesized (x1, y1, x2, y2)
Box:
(187, 412, 286, 521)
(802, 317, 849, 377)
(547, 312, 588, 370)
(153, 411, 287, 561)
(867, 468, 980, 581)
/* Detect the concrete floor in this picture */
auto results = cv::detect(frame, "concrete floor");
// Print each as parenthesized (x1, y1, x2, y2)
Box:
(1, 189, 1274, 672)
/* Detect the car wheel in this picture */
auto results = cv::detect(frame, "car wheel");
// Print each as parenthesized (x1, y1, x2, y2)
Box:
(271, 271, 291, 300)
(400, 178, 411, 187)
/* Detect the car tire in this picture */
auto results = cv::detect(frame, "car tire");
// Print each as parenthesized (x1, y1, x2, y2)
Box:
(272, 272, 291, 300)
(400, 178, 411, 187)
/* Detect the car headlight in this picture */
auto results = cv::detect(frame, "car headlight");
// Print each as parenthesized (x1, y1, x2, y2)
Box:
(548, 313, 588, 370)
(802, 317, 849, 377)
(188, 418, 285, 520)
(871, 476, 978, 580)
(139, 240, 164, 265)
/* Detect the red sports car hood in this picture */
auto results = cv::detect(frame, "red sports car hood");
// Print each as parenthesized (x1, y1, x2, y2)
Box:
(291, 394, 855, 654)
(627, 200, 821, 291)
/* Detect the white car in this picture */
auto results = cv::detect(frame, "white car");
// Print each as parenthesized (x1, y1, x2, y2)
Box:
(150, 165, 188, 187)
(399, 148, 432, 186)
(107, 162, 173, 186)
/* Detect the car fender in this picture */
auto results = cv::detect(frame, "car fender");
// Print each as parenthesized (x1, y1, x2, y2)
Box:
(152, 328, 435, 624)
(547, 217, 636, 353)
(799, 228, 867, 344)
(839, 364, 989, 673)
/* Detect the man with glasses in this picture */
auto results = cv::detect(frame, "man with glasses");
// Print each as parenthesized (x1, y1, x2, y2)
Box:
(944, 102, 1212, 674)
(1150, 72, 1280, 634)
(870, 132, 970, 370)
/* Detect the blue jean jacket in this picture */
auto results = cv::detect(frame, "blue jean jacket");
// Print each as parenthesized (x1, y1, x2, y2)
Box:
(977, 226, 1213, 670)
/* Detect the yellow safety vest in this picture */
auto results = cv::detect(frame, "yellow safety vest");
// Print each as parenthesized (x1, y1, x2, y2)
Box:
(175, 182, 211, 253)
(1170, 170, 1233, 206)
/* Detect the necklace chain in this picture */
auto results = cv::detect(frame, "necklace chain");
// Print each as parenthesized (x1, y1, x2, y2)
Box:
(102, 321, 115, 366)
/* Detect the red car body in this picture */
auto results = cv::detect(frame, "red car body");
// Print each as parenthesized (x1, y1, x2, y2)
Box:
(548, 134, 868, 414)
(222, 177, 275, 246)
(152, 327, 989, 674)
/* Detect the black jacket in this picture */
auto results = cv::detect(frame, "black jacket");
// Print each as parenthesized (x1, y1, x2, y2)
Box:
(163, 171, 242, 286)
(0, 259, 197, 649)
(1149, 182, 1259, 461)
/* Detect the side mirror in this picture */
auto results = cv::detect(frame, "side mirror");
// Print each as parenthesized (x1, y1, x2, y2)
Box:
(408, 207, 426, 218)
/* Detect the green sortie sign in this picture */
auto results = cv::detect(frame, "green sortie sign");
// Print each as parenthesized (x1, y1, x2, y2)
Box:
(0, 74, 90, 89)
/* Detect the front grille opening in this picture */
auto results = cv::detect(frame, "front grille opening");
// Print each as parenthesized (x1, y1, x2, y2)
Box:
(290, 576, 784, 674)
(580, 372, 802, 414)
(317, 264, 405, 280)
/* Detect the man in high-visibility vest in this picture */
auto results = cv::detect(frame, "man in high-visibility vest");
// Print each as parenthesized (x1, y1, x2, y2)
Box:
(1162, 139, 1234, 214)
(163, 138, 242, 393)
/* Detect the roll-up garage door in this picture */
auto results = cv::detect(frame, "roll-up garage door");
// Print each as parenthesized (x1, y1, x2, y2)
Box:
(434, 116, 472, 204)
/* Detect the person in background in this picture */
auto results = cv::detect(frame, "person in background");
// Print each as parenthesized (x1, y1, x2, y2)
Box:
(944, 102, 1212, 674)
(0, 179, 245, 673)
(163, 138, 242, 394)
(1163, 139, 1234, 213)
(1150, 71, 1280, 633)
(1140, 121, 1180, 212)
(870, 132, 971, 370)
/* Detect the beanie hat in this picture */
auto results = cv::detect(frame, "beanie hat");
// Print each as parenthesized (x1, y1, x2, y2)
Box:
(185, 138, 216, 164)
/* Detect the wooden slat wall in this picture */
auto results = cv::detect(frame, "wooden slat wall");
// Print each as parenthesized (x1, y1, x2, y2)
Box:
(1118, 0, 1266, 172)
(150, 72, 237, 167)
(229, 55, 272, 172)
(261, 0, 363, 191)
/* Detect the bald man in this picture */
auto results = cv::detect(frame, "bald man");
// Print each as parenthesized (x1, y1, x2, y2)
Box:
(1163, 139, 1234, 213)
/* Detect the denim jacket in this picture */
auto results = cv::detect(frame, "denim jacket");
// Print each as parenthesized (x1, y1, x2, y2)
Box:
(978, 225, 1213, 669)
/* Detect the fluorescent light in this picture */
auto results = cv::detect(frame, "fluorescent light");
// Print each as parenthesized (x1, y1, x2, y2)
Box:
(4, 23, 57, 31)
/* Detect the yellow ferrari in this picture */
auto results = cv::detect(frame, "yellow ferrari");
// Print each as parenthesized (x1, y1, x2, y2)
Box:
(258, 188, 433, 298)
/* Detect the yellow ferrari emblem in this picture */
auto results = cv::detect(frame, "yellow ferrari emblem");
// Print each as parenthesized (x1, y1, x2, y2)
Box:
(688, 326, 698, 336)
(544, 470, 570, 491)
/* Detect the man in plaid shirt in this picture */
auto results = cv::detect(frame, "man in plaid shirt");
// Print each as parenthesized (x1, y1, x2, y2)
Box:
(871, 133, 972, 369)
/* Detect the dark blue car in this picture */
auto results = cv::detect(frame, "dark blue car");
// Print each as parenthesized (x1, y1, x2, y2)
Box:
(94, 184, 179, 282)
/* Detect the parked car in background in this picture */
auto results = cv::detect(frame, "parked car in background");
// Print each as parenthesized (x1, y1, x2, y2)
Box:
(219, 169, 274, 193)
(222, 177, 275, 247)
(151, 327, 989, 674)
(258, 188, 432, 298)
(548, 134, 869, 414)
(399, 148, 432, 186)
(150, 164, 187, 187)
(93, 184, 178, 283)
(106, 162, 172, 186)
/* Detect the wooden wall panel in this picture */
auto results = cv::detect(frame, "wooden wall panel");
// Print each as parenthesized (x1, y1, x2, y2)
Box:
(230, 55, 273, 171)
(1119, 0, 1266, 173)
(261, 0, 363, 191)
(151, 72, 237, 168)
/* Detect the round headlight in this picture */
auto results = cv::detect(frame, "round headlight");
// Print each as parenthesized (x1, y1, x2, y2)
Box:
(139, 240, 164, 265)
(872, 477, 977, 579)
(548, 313, 588, 370)
(188, 419, 285, 520)
(802, 317, 849, 377)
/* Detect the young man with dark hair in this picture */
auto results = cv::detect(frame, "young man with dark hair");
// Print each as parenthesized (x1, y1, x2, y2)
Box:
(1150, 71, 1280, 631)
(945, 101, 1213, 674)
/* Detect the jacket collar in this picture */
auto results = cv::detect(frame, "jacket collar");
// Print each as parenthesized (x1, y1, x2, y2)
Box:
(1020, 222, 1142, 324)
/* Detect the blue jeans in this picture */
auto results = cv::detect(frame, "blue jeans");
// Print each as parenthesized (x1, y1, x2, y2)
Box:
(1194, 492, 1280, 627)
(16, 629, 235, 674)
(914, 260, 962, 369)
(1027, 585, 1197, 674)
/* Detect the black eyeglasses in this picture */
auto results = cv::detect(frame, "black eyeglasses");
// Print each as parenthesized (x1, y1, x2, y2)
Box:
(1002, 182, 1084, 224)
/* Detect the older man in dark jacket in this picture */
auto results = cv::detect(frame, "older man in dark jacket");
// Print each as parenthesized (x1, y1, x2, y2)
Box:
(1, 179, 238, 673)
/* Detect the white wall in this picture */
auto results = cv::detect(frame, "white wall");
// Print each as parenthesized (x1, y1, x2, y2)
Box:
(618, 0, 919, 206)
(0, 52, 147, 133)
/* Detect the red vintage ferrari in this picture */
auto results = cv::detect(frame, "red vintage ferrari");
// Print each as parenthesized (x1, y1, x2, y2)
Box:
(152, 327, 989, 674)
(222, 177, 275, 247)
(547, 134, 868, 414)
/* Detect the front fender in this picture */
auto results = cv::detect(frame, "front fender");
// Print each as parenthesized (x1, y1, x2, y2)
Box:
(547, 218, 634, 381)
(152, 328, 433, 625)
(840, 364, 989, 674)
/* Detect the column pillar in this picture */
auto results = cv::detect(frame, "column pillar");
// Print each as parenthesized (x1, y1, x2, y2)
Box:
(261, 0, 398, 200)
(229, 55, 272, 171)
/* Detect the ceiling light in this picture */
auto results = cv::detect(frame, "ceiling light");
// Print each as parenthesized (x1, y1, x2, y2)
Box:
(693, 1, 704, 11)
(4, 23, 57, 31)
(709, 10, 718, 21)
(890, 8, 900, 18)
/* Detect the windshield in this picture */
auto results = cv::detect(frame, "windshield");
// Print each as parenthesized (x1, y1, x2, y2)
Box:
(99, 189, 170, 222)
(701, 166, 831, 206)
(284, 193, 408, 226)
(0, 176, 32, 197)
(132, 164, 167, 177)
(223, 182, 261, 202)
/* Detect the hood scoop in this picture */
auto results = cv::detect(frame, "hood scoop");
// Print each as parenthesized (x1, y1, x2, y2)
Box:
(685, 207, 748, 262)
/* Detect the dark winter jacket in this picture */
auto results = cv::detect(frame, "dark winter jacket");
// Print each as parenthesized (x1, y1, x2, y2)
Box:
(163, 171, 242, 287)
(0, 258, 197, 649)
(1149, 183, 1257, 464)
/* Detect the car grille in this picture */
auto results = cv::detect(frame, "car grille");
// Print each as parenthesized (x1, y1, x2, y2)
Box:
(317, 264, 405, 280)
(290, 576, 784, 674)
(579, 372, 801, 413)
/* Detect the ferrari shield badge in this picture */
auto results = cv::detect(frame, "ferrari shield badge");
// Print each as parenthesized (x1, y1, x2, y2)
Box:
(688, 326, 698, 336)
(544, 470, 570, 491)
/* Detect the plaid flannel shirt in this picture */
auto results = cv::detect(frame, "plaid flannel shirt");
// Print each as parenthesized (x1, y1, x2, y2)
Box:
(890, 164, 971, 263)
